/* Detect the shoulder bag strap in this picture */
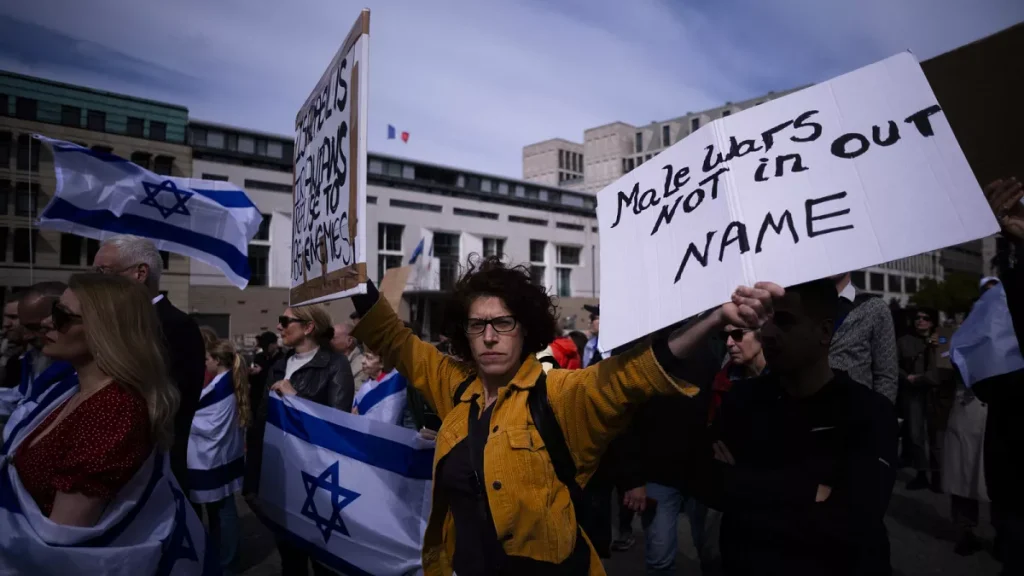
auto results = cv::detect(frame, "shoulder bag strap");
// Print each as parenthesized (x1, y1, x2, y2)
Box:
(528, 374, 585, 514)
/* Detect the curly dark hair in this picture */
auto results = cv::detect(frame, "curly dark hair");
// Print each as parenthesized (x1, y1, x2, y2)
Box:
(442, 255, 558, 363)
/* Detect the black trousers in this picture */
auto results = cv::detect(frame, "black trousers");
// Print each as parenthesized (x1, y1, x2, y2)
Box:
(276, 538, 334, 576)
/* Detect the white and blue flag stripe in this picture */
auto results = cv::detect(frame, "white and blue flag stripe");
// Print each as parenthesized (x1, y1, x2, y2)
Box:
(35, 135, 261, 288)
(0, 382, 214, 575)
(353, 369, 408, 425)
(257, 394, 433, 576)
(187, 371, 245, 504)
(951, 283, 1024, 388)
(1, 360, 76, 446)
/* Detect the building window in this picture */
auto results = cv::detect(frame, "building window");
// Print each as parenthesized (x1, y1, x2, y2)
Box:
(555, 222, 585, 231)
(238, 136, 255, 154)
(530, 265, 545, 287)
(150, 121, 167, 141)
(60, 233, 83, 266)
(869, 272, 885, 292)
(626, 157, 635, 172)
(662, 125, 671, 147)
(86, 238, 100, 265)
(722, 109, 732, 117)
(248, 245, 270, 286)
(0, 94, 6, 116)
(368, 159, 383, 174)
(480, 179, 492, 193)
(203, 173, 229, 181)
(14, 182, 39, 217)
(87, 110, 106, 131)
(14, 98, 37, 121)
(378, 223, 404, 253)
(509, 215, 547, 226)
(0, 131, 9, 167)
(126, 117, 144, 137)
(530, 240, 547, 264)
(389, 198, 442, 213)
(12, 228, 38, 263)
(905, 277, 918, 294)
(243, 179, 291, 192)
(483, 237, 505, 258)
(558, 149, 565, 169)
(433, 232, 460, 291)
(465, 175, 481, 191)
(191, 128, 207, 147)
(131, 152, 151, 170)
(225, 133, 238, 151)
(691, 117, 700, 131)
(453, 207, 498, 220)
(254, 214, 271, 241)
(636, 155, 644, 166)
(0, 227, 7, 262)
(60, 105, 81, 127)
(160, 250, 170, 269)
(556, 268, 572, 297)
(0, 180, 9, 214)
(255, 139, 268, 156)
(556, 245, 581, 265)
(497, 182, 509, 195)
(366, 195, 377, 204)
(851, 271, 866, 290)
(635, 132, 643, 153)
(207, 130, 224, 148)
(16, 135, 41, 172)
(267, 141, 284, 158)
(153, 155, 174, 176)
(888, 274, 902, 293)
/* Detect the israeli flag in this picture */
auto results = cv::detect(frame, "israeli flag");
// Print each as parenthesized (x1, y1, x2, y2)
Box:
(257, 394, 433, 576)
(34, 135, 261, 289)
(187, 371, 245, 504)
(0, 383, 215, 575)
(353, 369, 408, 425)
(951, 283, 1024, 388)
(2, 360, 75, 445)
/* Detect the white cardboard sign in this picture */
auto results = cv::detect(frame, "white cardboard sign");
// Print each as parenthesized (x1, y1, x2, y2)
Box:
(597, 52, 999, 352)
(290, 10, 370, 306)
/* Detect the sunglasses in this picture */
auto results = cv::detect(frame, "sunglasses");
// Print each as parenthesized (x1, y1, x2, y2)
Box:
(721, 328, 754, 342)
(278, 316, 306, 328)
(51, 301, 83, 333)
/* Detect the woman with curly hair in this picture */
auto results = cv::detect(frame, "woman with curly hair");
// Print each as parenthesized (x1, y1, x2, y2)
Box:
(351, 255, 775, 576)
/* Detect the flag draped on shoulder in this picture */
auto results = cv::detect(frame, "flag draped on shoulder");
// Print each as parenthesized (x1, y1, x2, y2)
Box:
(1, 359, 75, 446)
(257, 394, 433, 576)
(187, 371, 244, 504)
(0, 383, 214, 575)
(34, 135, 261, 288)
(950, 283, 1024, 388)
(353, 369, 408, 424)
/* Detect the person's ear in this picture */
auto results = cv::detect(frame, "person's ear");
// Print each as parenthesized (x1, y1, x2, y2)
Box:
(303, 322, 315, 337)
(136, 263, 150, 284)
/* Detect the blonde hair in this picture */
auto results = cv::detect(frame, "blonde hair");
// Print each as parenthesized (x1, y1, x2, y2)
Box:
(199, 325, 220, 349)
(288, 305, 335, 348)
(207, 340, 252, 429)
(68, 273, 180, 449)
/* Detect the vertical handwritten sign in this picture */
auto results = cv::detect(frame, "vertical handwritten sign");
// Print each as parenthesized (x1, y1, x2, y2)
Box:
(597, 52, 1000, 352)
(290, 9, 370, 306)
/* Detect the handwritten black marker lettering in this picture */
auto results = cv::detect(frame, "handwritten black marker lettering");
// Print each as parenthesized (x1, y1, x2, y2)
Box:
(638, 187, 661, 212)
(760, 120, 793, 153)
(611, 183, 640, 228)
(774, 153, 808, 177)
(830, 133, 870, 159)
(674, 231, 717, 283)
(334, 58, 348, 113)
(702, 145, 725, 173)
(755, 210, 798, 253)
(727, 136, 763, 160)
(650, 196, 682, 236)
(662, 164, 691, 199)
(904, 105, 942, 137)
(872, 121, 900, 146)
(790, 110, 823, 143)
(805, 191, 854, 238)
(683, 188, 705, 213)
(718, 221, 750, 262)
(754, 158, 770, 182)
(699, 167, 729, 200)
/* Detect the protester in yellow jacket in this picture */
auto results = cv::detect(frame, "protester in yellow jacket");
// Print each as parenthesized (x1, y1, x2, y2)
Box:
(351, 256, 777, 576)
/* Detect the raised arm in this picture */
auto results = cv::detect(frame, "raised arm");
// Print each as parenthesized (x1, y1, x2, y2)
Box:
(351, 284, 471, 419)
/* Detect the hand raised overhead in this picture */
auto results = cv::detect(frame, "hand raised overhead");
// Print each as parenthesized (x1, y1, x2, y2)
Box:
(718, 282, 785, 329)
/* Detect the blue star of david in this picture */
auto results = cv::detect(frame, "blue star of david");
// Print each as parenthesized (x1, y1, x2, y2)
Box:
(300, 461, 361, 543)
(141, 179, 193, 219)
(160, 482, 199, 570)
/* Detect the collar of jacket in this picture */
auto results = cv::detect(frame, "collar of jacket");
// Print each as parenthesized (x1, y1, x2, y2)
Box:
(456, 354, 545, 403)
(285, 347, 333, 371)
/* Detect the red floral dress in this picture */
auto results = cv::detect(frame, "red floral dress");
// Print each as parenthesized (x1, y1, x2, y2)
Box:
(13, 383, 152, 516)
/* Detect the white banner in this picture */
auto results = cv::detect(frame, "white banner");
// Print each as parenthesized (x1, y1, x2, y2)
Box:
(257, 394, 433, 576)
(291, 9, 370, 306)
(597, 52, 999, 351)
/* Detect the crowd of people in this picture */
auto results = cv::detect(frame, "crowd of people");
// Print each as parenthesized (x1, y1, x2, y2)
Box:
(0, 176, 1021, 576)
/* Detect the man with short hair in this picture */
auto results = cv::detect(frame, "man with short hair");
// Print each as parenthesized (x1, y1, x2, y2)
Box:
(690, 279, 898, 576)
(1, 295, 25, 389)
(829, 273, 899, 403)
(331, 322, 370, 393)
(93, 234, 204, 491)
(582, 304, 602, 367)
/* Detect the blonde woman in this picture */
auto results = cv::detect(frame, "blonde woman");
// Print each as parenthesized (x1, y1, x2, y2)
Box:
(250, 304, 354, 576)
(189, 339, 251, 574)
(11, 273, 179, 527)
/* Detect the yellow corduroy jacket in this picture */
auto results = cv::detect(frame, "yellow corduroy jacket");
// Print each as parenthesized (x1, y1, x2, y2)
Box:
(352, 298, 698, 576)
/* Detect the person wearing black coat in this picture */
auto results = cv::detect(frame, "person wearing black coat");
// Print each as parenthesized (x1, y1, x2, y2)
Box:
(93, 236, 204, 493)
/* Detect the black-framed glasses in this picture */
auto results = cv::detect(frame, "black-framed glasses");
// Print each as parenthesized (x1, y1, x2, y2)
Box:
(278, 315, 306, 328)
(721, 328, 754, 342)
(465, 316, 517, 335)
(51, 301, 82, 333)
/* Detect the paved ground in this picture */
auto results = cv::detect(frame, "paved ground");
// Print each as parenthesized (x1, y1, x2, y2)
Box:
(237, 470, 1002, 575)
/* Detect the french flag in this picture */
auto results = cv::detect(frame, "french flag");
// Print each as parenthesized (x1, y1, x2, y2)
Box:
(386, 125, 409, 143)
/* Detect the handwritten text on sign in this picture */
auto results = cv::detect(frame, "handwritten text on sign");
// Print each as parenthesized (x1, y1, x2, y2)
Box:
(291, 11, 369, 306)
(597, 53, 999, 351)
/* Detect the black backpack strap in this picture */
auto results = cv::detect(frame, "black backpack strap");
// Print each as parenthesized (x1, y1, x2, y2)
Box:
(536, 355, 559, 369)
(453, 373, 477, 405)
(528, 374, 585, 518)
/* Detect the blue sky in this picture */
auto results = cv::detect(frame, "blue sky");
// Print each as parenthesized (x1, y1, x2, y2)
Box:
(1, 0, 1021, 178)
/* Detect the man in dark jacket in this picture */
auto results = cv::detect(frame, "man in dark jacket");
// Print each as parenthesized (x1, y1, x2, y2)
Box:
(93, 235, 205, 492)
